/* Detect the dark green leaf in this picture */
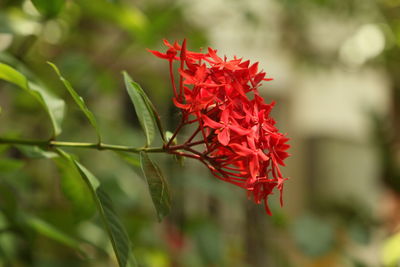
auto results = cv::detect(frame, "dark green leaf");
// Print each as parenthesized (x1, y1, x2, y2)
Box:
(140, 152, 171, 221)
(48, 62, 102, 142)
(0, 63, 65, 137)
(0, 182, 17, 217)
(57, 149, 136, 267)
(31, 0, 65, 19)
(123, 72, 157, 146)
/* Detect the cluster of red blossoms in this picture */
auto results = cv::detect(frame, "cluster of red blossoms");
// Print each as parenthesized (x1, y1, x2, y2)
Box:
(149, 40, 290, 215)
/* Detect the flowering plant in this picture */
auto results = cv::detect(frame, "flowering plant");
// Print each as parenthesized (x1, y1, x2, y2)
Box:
(0, 40, 289, 266)
(150, 40, 290, 214)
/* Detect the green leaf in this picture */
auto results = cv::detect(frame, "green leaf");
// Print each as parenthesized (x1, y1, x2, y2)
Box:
(123, 72, 158, 146)
(31, 0, 65, 19)
(0, 63, 65, 137)
(24, 215, 82, 251)
(137, 85, 166, 143)
(48, 62, 102, 143)
(140, 152, 171, 221)
(57, 149, 136, 267)
(115, 152, 141, 168)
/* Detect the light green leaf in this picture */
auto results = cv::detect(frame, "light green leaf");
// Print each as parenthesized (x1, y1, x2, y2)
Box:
(57, 149, 136, 267)
(123, 72, 159, 146)
(140, 152, 171, 221)
(0, 63, 65, 137)
(31, 0, 65, 19)
(48, 62, 101, 142)
(24, 215, 82, 251)
(382, 231, 400, 266)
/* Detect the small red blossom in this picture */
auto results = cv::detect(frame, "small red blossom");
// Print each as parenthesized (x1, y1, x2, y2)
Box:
(150, 39, 290, 215)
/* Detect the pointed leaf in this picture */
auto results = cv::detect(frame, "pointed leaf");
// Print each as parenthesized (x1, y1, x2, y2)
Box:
(57, 150, 136, 267)
(140, 152, 171, 221)
(123, 72, 157, 146)
(16, 145, 58, 159)
(31, 0, 65, 19)
(48, 62, 101, 142)
(0, 63, 65, 136)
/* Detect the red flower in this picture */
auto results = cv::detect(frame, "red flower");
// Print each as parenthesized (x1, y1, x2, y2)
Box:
(150, 39, 290, 215)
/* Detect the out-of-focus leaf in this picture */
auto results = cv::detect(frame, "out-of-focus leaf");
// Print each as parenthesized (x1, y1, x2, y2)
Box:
(0, 158, 23, 173)
(23, 215, 82, 251)
(0, 63, 65, 137)
(57, 149, 136, 267)
(140, 152, 171, 221)
(16, 145, 58, 159)
(123, 72, 156, 146)
(0, 182, 17, 217)
(192, 221, 222, 265)
(382, 231, 400, 267)
(54, 157, 96, 220)
(292, 214, 335, 258)
(115, 152, 141, 168)
(31, 0, 65, 19)
(348, 222, 370, 245)
(77, 0, 147, 38)
(48, 62, 102, 142)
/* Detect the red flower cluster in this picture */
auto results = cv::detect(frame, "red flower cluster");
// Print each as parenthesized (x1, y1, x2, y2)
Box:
(149, 40, 290, 215)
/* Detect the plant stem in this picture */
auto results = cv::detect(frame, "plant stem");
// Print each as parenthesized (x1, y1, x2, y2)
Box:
(0, 137, 165, 153)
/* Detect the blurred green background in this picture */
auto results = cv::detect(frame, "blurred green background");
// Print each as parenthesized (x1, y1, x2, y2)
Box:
(1, 0, 400, 266)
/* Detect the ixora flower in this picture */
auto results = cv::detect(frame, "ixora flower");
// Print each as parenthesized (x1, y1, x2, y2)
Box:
(149, 40, 290, 215)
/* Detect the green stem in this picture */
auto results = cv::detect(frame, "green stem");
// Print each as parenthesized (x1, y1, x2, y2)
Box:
(0, 137, 165, 153)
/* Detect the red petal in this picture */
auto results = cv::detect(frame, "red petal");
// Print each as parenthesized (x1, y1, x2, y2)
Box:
(218, 127, 230, 146)
(202, 115, 223, 129)
(147, 49, 170, 59)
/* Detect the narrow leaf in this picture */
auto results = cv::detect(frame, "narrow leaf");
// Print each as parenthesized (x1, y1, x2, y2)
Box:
(0, 63, 65, 136)
(24, 215, 82, 251)
(17, 145, 58, 159)
(123, 72, 156, 146)
(48, 62, 101, 142)
(140, 152, 171, 221)
(54, 157, 96, 220)
(57, 149, 136, 267)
